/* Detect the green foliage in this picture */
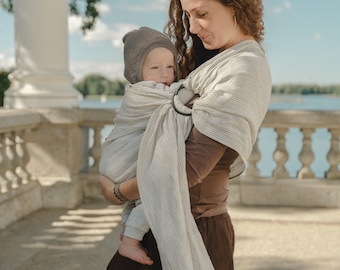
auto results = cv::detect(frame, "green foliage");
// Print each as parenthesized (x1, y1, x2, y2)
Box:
(0, 71, 127, 105)
(272, 84, 340, 95)
(69, 0, 101, 34)
(73, 74, 127, 97)
(1, 0, 101, 33)
(0, 0, 12, 12)
(0, 69, 11, 107)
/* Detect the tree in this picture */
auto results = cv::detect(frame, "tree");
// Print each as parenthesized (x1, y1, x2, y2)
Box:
(73, 74, 127, 97)
(0, 0, 101, 33)
(0, 70, 11, 107)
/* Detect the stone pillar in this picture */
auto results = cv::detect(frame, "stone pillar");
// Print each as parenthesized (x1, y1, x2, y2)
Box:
(4, 0, 82, 108)
(25, 109, 84, 208)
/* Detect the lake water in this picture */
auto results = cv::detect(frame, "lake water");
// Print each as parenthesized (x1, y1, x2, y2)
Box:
(80, 95, 340, 178)
(269, 94, 340, 111)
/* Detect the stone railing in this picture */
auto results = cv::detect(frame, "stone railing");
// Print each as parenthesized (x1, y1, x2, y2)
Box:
(1, 108, 340, 229)
(0, 110, 40, 193)
(0, 108, 115, 229)
(0, 110, 41, 228)
(233, 110, 340, 208)
(246, 110, 340, 179)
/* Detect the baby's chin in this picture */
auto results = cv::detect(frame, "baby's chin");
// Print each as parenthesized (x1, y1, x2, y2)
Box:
(160, 82, 170, 86)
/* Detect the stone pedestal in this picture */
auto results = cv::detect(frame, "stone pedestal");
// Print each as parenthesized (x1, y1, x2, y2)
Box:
(4, 0, 81, 109)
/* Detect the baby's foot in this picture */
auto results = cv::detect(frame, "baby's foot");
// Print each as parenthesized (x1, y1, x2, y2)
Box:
(119, 238, 153, 265)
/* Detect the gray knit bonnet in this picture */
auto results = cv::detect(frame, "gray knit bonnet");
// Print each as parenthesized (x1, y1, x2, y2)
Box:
(123, 27, 177, 84)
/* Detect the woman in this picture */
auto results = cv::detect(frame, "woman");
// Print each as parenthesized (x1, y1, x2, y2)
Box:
(98, 0, 271, 269)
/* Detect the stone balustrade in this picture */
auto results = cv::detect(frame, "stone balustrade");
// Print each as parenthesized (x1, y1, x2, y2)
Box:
(0, 110, 40, 194)
(0, 108, 339, 229)
(247, 110, 340, 180)
(233, 109, 340, 208)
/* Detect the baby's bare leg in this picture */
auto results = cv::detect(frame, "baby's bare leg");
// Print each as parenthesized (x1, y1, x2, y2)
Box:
(119, 236, 153, 265)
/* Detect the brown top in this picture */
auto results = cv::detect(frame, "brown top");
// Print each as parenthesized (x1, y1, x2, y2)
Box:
(185, 126, 239, 219)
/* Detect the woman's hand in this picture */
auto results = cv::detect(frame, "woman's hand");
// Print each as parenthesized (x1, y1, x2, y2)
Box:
(97, 175, 124, 205)
(97, 175, 140, 205)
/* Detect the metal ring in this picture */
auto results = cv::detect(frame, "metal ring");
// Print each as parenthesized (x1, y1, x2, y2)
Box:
(171, 84, 192, 116)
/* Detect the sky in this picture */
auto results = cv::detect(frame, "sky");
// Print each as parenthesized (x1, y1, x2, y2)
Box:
(0, 0, 339, 86)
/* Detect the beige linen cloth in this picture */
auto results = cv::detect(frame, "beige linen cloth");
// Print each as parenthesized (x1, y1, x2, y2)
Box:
(99, 80, 192, 241)
(101, 40, 272, 270)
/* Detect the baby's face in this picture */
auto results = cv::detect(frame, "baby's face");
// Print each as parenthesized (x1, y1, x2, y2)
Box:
(141, 47, 175, 86)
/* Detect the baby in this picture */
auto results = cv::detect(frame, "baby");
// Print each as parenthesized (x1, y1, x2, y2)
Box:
(100, 26, 177, 265)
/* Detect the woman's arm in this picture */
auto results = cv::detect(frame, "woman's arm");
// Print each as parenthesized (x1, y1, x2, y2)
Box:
(97, 175, 139, 205)
(185, 126, 228, 188)
(98, 100, 228, 203)
(184, 95, 228, 187)
(98, 126, 229, 204)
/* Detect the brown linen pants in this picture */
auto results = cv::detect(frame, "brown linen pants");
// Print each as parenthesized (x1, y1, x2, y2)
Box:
(106, 212, 234, 270)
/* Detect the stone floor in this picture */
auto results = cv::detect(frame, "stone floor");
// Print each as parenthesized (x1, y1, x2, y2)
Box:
(1, 198, 340, 270)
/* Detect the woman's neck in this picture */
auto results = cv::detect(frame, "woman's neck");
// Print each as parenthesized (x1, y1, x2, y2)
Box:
(219, 35, 255, 52)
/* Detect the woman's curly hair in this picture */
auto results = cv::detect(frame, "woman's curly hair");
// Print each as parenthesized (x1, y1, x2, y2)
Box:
(165, 0, 265, 79)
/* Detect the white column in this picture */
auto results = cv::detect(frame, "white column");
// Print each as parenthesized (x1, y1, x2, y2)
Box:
(4, 0, 82, 109)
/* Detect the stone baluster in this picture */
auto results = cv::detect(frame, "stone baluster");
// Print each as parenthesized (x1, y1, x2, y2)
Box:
(4, 132, 20, 188)
(325, 128, 340, 179)
(245, 139, 260, 178)
(298, 128, 315, 179)
(89, 125, 103, 174)
(15, 130, 32, 184)
(0, 133, 9, 193)
(272, 127, 289, 178)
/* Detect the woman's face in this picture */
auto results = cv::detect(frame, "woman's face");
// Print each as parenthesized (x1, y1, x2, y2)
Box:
(180, 0, 242, 51)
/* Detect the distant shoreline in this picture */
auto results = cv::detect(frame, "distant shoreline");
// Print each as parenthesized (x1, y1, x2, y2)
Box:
(82, 94, 339, 105)
(270, 95, 305, 103)
(269, 93, 340, 103)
